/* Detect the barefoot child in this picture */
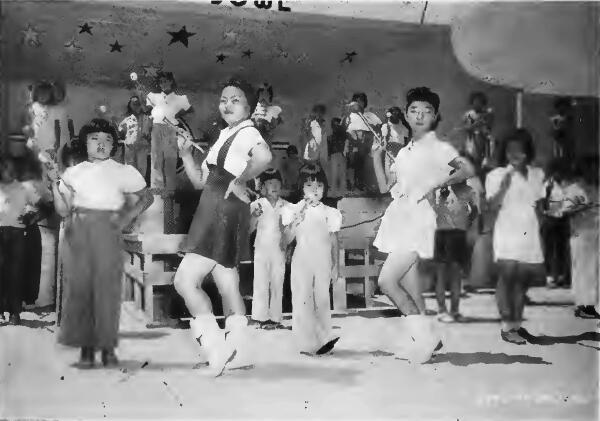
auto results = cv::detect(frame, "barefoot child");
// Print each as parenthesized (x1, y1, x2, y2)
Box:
(281, 164, 342, 355)
(52, 118, 153, 367)
(250, 169, 290, 329)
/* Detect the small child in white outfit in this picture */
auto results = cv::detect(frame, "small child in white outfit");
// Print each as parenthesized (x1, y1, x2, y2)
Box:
(250, 169, 290, 329)
(281, 164, 342, 355)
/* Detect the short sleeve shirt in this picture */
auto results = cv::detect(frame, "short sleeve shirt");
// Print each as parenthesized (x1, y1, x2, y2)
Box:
(61, 159, 147, 210)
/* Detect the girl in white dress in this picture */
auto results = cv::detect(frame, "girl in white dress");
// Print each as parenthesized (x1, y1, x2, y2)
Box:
(371, 87, 475, 363)
(485, 129, 546, 344)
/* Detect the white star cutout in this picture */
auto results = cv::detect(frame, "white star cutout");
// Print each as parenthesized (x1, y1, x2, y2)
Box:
(64, 37, 83, 53)
(21, 24, 42, 47)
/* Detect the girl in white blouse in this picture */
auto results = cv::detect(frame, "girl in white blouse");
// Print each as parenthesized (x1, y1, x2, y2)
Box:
(371, 87, 475, 363)
(485, 129, 545, 344)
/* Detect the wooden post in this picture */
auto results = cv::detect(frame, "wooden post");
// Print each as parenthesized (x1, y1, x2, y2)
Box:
(516, 89, 524, 128)
(332, 248, 347, 311)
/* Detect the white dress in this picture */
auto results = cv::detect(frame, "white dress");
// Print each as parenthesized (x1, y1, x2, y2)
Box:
(373, 131, 459, 258)
(485, 166, 545, 263)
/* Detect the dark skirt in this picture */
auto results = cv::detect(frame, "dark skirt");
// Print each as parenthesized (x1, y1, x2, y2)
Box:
(183, 170, 250, 268)
(0, 227, 27, 315)
(434, 229, 469, 268)
(58, 210, 123, 349)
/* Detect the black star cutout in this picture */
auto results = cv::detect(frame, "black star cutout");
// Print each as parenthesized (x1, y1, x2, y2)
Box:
(216, 53, 227, 63)
(341, 51, 357, 63)
(242, 49, 254, 59)
(168, 26, 196, 47)
(110, 40, 123, 52)
(79, 23, 93, 35)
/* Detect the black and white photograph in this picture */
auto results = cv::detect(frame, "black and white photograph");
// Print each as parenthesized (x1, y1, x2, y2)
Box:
(0, 1, 598, 419)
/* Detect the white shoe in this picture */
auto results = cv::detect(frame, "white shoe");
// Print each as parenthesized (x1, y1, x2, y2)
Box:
(190, 315, 235, 377)
(224, 315, 253, 370)
(402, 315, 440, 364)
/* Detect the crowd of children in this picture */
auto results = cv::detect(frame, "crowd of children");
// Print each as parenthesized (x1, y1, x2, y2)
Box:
(1, 73, 597, 376)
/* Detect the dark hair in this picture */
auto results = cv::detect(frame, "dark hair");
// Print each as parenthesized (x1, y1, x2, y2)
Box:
(406, 87, 440, 113)
(297, 163, 328, 199)
(554, 97, 572, 111)
(32, 81, 57, 105)
(287, 145, 298, 156)
(77, 118, 119, 158)
(388, 106, 402, 116)
(545, 157, 572, 182)
(221, 78, 258, 113)
(312, 104, 327, 116)
(155, 71, 177, 91)
(469, 91, 488, 106)
(0, 147, 43, 182)
(497, 128, 535, 166)
(331, 117, 343, 129)
(126, 95, 142, 115)
(259, 168, 282, 185)
(351, 92, 368, 108)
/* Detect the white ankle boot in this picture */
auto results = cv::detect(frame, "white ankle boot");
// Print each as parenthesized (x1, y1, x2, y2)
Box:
(397, 314, 441, 364)
(224, 314, 252, 369)
(190, 314, 234, 377)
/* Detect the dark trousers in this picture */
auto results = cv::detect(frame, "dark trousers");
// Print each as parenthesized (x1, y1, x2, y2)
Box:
(23, 224, 42, 305)
(541, 216, 571, 284)
(0, 227, 27, 315)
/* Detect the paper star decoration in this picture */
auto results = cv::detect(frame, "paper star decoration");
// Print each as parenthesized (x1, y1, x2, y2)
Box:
(78, 23, 93, 35)
(296, 52, 309, 63)
(110, 40, 123, 52)
(64, 37, 83, 53)
(216, 53, 227, 63)
(21, 24, 42, 47)
(341, 51, 357, 63)
(168, 26, 196, 47)
(242, 49, 254, 59)
(223, 30, 238, 41)
(275, 44, 289, 58)
(143, 64, 160, 77)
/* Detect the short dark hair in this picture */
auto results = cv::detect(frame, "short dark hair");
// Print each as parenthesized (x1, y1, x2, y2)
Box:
(77, 118, 119, 158)
(259, 168, 282, 185)
(126, 95, 141, 115)
(286, 145, 298, 155)
(554, 97, 572, 110)
(297, 163, 328, 199)
(351, 92, 368, 108)
(497, 128, 535, 166)
(155, 71, 177, 91)
(221, 78, 258, 113)
(469, 91, 488, 106)
(406, 87, 440, 113)
(32, 81, 57, 105)
(312, 104, 327, 115)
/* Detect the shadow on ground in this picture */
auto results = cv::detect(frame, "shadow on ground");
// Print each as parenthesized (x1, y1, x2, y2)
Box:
(119, 331, 170, 340)
(426, 352, 552, 366)
(520, 330, 600, 346)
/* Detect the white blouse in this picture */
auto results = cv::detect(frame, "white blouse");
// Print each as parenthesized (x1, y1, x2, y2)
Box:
(205, 120, 267, 178)
(60, 159, 147, 210)
(390, 131, 459, 202)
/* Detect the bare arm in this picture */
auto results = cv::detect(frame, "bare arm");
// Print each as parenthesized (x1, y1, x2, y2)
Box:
(236, 142, 273, 184)
(439, 156, 476, 189)
(330, 232, 340, 281)
(118, 188, 154, 227)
